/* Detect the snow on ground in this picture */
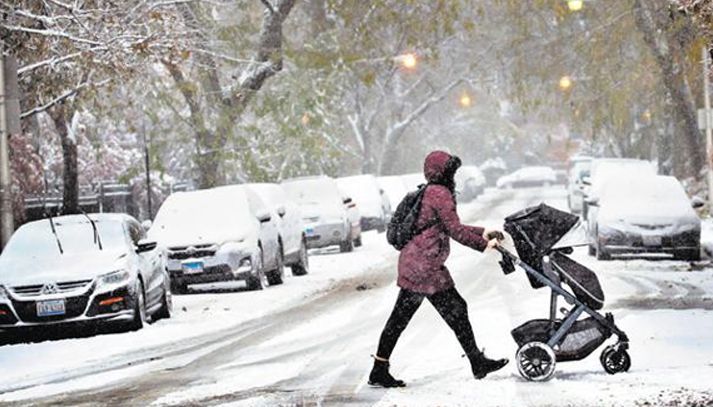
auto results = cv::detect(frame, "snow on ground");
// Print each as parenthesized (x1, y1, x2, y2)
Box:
(3, 186, 713, 406)
(0, 230, 398, 400)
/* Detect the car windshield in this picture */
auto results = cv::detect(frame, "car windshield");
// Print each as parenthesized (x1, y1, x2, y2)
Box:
(282, 179, 342, 208)
(1, 219, 126, 260)
(150, 189, 254, 239)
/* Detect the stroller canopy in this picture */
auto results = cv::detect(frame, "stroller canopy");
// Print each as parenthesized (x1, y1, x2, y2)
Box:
(504, 203, 580, 289)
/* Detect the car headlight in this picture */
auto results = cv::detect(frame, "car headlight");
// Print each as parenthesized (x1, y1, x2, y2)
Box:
(98, 270, 131, 288)
(236, 257, 252, 273)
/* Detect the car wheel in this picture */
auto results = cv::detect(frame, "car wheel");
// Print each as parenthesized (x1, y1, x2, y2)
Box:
(170, 280, 187, 295)
(266, 245, 285, 286)
(128, 280, 147, 331)
(674, 247, 701, 261)
(596, 240, 612, 261)
(246, 247, 267, 290)
(339, 235, 354, 253)
(354, 235, 363, 247)
(154, 281, 173, 321)
(291, 239, 309, 276)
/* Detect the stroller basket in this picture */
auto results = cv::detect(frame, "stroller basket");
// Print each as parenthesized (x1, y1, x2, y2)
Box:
(512, 317, 612, 362)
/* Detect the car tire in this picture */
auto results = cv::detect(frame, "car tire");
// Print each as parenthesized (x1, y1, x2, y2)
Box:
(291, 239, 309, 276)
(596, 241, 612, 261)
(128, 280, 147, 331)
(354, 235, 363, 247)
(154, 282, 173, 321)
(339, 229, 354, 253)
(246, 247, 267, 291)
(170, 280, 188, 295)
(674, 247, 701, 261)
(266, 245, 285, 286)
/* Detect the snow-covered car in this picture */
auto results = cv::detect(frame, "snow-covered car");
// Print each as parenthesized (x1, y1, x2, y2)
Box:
(247, 183, 309, 276)
(455, 165, 487, 202)
(281, 176, 356, 252)
(337, 174, 390, 232)
(0, 214, 170, 334)
(587, 175, 701, 261)
(377, 175, 409, 212)
(496, 166, 557, 189)
(581, 158, 657, 221)
(400, 172, 427, 190)
(567, 156, 592, 213)
(149, 187, 282, 292)
(480, 157, 507, 186)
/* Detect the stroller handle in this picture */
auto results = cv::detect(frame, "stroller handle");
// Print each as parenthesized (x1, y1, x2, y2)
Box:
(495, 245, 518, 275)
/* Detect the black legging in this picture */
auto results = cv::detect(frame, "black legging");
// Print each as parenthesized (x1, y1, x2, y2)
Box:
(376, 287, 479, 359)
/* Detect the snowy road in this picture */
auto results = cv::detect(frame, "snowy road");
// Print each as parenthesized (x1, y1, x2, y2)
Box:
(2, 187, 713, 406)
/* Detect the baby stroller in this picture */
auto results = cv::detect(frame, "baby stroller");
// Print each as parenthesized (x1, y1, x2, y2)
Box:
(497, 203, 630, 381)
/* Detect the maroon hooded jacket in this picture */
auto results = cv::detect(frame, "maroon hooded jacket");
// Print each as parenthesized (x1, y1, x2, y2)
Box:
(397, 151, 489, 295)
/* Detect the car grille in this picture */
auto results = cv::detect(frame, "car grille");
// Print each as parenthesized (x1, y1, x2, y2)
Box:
(11, 294, 90, 323)
(632, 223, 672, 231)
(168, 244, 217, 260)
(10, 280, 93, 297)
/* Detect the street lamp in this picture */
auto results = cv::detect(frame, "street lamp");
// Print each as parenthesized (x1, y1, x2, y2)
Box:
(568, 0, 584, 11)
(459, 93, 472, 108)
(559, 75, 573, 91)
(398, 53, 417, 70)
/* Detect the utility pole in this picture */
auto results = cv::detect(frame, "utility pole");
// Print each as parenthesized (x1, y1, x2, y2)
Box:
(0, 45, 15, 248)
(142, 122, 152, 219)
(704, 46, 713, 210)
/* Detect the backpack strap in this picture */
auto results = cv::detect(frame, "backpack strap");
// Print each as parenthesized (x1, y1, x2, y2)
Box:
(410, 183, 439, 237)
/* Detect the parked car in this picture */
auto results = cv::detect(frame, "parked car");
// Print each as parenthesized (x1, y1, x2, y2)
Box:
(0, 214, 170, 335)
(149, 187, 282, 292)
(281, 176, 356, 252)
(337, 175, 390, 232)
(480, 157, 507, 186)
(400, 172, 427, 190)
(247, 183, 309, 276)
(377, 175, 409, 211)
(496, 166, 557, 189)
(581, 158, 657, 220)
(455, 165, 487, 202)
(567, 156, 592, 213)
(587, 175, 701, 261)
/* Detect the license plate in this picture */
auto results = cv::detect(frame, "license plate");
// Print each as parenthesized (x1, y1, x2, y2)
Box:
(305, 227, 315, 236)
(182, 261, 204, 274)
(642, 235, 662, 246)
(36, 299, 66, 317)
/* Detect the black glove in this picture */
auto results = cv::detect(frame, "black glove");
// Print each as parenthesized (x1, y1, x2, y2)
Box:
(486, 230, 505, 241)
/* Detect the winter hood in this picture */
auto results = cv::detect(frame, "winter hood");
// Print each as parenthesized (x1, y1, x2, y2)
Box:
(424, 151, 462, 186)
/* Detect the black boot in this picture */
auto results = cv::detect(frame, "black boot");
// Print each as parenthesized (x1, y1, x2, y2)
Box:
(469, 350, 509, 380)
(368, 358, 406, 388)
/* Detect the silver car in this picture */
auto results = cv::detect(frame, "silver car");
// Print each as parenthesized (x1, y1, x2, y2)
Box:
(0, 214, 171, 336)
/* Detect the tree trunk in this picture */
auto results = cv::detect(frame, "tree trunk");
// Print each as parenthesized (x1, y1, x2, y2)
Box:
(634, 0, 704, 178)
(50, 104, 79, 214)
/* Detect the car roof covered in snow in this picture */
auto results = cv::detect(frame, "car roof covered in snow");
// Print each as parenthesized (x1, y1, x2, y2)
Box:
(599, 175, 698, 221)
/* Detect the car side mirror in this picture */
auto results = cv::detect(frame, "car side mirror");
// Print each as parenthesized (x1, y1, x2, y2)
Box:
(276, 205, 286, 217)
(136, 239, 157, 253)
(256, 210, 271, 223)
(141, 219, 153, 232)
(691, 196, 706, 209)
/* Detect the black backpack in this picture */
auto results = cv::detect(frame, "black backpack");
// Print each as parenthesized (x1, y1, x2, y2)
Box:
(387, 184, 434, 250)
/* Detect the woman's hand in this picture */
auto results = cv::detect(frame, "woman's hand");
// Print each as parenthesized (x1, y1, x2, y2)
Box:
(486, 238, 500, 250)
(483, 229, 505, 241)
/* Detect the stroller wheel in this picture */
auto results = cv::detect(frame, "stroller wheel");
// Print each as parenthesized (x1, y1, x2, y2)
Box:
(600, 346, 631, 374)
(516, 342, 557, 381)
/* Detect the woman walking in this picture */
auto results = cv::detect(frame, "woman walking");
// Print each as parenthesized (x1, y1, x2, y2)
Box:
(369, 150, 508, 388)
